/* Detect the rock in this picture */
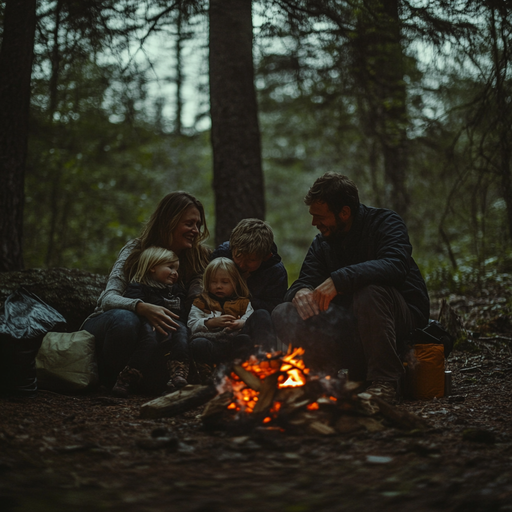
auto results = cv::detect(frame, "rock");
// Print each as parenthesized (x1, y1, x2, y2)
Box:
(135, 436, 179, 451)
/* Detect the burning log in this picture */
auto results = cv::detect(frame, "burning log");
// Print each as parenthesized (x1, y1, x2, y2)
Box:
(202, 392, 234, 417)
(140, 384, 217, 419)
(252, 372, 280, 413)
(232, 364, 261, 391)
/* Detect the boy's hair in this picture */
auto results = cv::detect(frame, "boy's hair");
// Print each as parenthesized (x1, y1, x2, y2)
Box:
(304, 172, 360, 216)
(203, 257, 250, 303)
(229, 218, 274, 259)
(132, 247, 179, 285)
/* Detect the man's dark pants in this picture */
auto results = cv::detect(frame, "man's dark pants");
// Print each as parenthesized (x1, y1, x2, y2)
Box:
(272, 285, 413, 383)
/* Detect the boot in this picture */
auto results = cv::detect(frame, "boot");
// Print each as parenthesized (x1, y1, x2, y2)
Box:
(196, 362, 214, 385)
(111, 366, 143, 398)
(166, 360, 189, 390)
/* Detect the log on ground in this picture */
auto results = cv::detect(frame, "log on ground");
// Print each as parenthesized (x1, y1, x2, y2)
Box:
(140, 384, 218, 419)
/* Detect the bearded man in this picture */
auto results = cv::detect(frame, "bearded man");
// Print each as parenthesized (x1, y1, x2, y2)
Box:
(272, 172, 430, 402)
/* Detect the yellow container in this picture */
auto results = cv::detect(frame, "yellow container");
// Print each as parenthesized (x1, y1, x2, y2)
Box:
(405, 343, 445, 400)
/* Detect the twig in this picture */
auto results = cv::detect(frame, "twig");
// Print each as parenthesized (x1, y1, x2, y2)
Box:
(478, 336, 512, 343)
(460, 365, 483, 372)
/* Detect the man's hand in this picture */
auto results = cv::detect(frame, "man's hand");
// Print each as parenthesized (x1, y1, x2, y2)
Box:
(292, 288, 320, 320)
(313, 278, 338, 312)
(136, 302, 179, 334)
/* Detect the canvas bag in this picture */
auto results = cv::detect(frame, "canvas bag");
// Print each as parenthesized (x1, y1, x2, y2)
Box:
(36, 330, 98, 391)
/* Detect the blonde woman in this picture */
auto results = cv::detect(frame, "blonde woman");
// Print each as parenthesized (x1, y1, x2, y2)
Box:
(83, 192, 210, 394)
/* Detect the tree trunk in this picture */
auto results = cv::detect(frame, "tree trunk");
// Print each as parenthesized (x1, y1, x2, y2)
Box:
(174, 8, 184, 136)
(0, 0, 37, 272)
(209, 0, 264, 245)
(352, 0, 410, 220)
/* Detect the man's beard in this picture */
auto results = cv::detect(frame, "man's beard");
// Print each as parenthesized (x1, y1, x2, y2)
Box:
(324, 216, 349, 238)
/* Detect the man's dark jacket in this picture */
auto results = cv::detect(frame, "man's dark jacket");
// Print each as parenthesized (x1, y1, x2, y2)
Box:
(286, 204, 430, 329)
(211, 242, 288, 313)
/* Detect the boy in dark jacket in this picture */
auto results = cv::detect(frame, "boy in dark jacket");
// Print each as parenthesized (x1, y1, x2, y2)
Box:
(272, 173, 430, 403)
(210, 218, 288, 314)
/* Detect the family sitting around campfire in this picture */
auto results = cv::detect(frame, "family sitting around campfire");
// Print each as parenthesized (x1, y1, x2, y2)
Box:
(83, 172, 430, 404)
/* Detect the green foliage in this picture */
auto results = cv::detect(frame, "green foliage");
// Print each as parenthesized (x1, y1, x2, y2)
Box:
(24, 53, 213, 273)
(13, 0, 512, 286)
(425, 256, 512, 295)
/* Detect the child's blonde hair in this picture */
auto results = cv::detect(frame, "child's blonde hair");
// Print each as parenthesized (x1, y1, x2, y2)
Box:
(230, 218, 274, 259)
(203, 257, 250, 302)
(132, 247, 179, 285)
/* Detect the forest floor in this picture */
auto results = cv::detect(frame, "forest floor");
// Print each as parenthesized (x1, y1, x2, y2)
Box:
(1, 284, 512, 512)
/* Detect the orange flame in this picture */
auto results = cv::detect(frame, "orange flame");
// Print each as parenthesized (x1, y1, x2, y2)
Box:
(226, 346, 309, 413)
(277, 347, 308, 388)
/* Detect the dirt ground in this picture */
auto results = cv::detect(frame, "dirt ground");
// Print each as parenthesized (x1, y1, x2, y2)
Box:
(1, 291, 512, 512)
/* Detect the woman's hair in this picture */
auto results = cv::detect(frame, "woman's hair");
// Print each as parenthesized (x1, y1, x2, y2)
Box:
(202, 257, 250, 307)
(125, 192, 210, 283)
(132, 247, 178, 286)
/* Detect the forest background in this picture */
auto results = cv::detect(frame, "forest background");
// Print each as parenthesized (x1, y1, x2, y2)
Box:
(0, 0, 511, 296)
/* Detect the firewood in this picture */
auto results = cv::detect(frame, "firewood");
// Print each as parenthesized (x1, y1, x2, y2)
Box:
(201, 391, 234, 418)
(252, 372, 279, 414)
(371, 396, 429, 430)
(306, 421, 336, 436)
(140, 384, 217, 419)
(232, 364, 262, 391)
(274, 386, 305, 405)
(356, 417, 385, 432)
(356, 393, 380, 415)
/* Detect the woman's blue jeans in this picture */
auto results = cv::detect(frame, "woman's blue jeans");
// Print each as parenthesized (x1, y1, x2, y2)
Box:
(84, 309, 190, 391)
(84, 309, 142, 388)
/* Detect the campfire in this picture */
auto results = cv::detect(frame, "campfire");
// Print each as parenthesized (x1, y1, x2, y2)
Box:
(202, 346, 382, 435)
(224, 347, 309, 414)
(140, 347, 429, 435)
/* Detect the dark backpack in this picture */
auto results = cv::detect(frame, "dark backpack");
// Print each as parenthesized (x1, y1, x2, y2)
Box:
(410, 320, 455, 358)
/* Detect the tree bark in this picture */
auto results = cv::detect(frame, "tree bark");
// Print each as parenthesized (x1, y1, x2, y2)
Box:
(209, 0, 264, 245)
(174, 8, 184, 136)
(352, 0, 410, 220)
(0, 0, 37, 271)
